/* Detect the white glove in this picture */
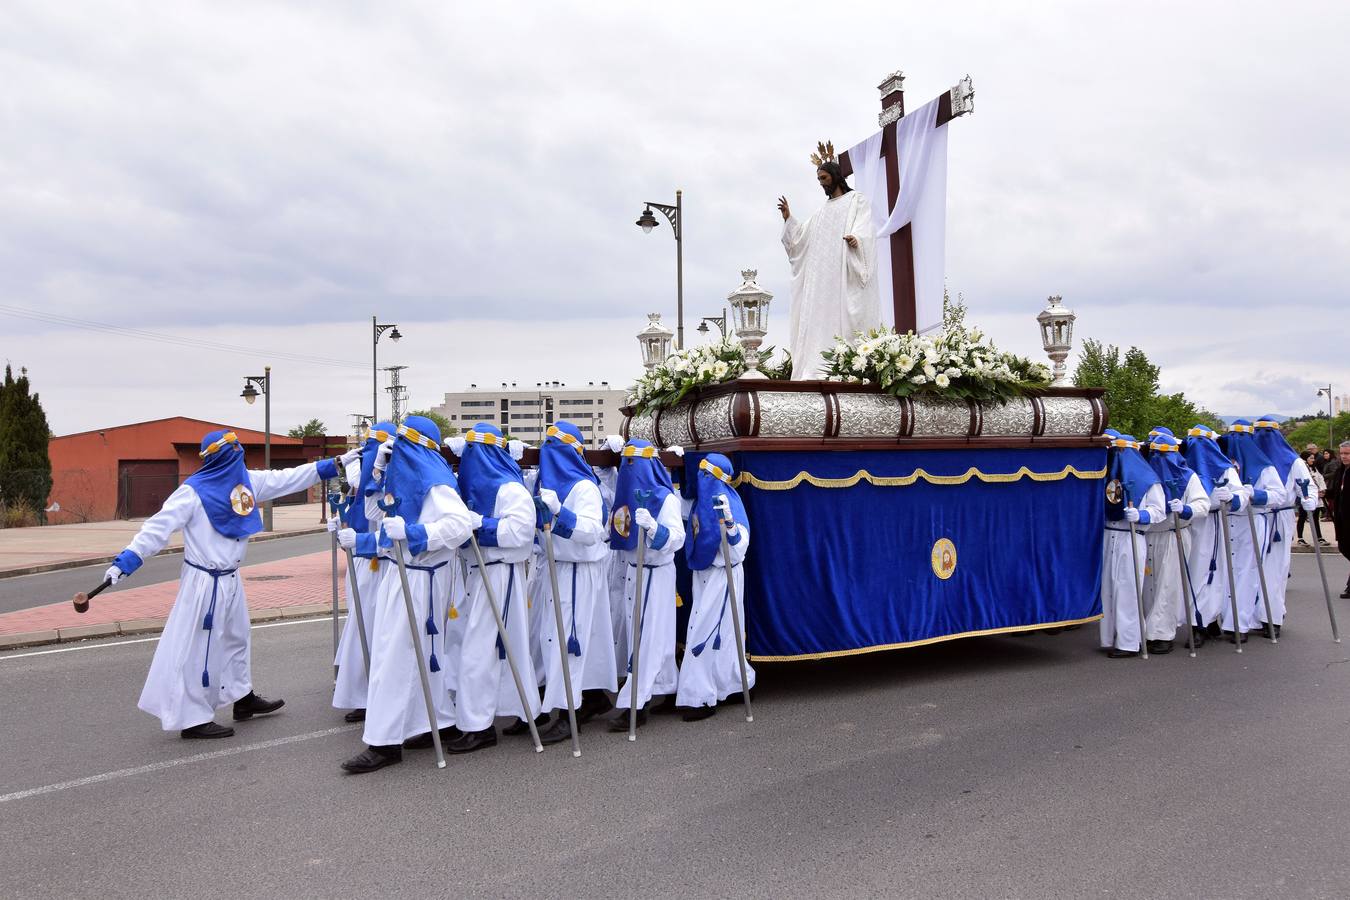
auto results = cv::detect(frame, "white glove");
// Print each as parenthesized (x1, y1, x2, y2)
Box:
(1124, 506, 1141, 523)
(1301, 496, 1318, 512)
(469, 510, 484, 530)
(383, 515, 407, 542)
(713, 494, 733, 523)
(634, 507, 658, 535)
(508, 439, 525, 461)
(372, 439, 395, 477)
(326, 519, 339, 534)
(604, 435, 625, 454)
(445, 435, 467, 457)
(664, 444, 685, 458)
(539, 488, 561, 516)
(339, 447, 361, 466)
(337, 528, 357, 549)
(1168, 499, 1185, 515)
(105, 565, 125, 585)
(1213, 485, 1233, 503)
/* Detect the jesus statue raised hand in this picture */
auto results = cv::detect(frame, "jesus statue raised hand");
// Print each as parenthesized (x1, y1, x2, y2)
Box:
(778, 144, 880, 380)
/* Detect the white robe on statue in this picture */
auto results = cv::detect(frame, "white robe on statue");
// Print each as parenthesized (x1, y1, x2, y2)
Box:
(615, 493, 685, 710)
(1099, 485, 1166, 653)
(782, 189, 879, 379)
(676, 522, 755, 709)
(361, 484, 473, 747)
(1140, 473, 1210, 642)
(133, 463, 329, 731)
(454, 481, 539, 733)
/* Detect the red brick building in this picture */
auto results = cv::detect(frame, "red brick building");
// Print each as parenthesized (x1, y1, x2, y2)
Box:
(47, 417, 344, 524)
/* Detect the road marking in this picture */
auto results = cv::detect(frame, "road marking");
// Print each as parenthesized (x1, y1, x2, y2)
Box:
(0, 724, 361, 804)
(0, 616, 338, 661)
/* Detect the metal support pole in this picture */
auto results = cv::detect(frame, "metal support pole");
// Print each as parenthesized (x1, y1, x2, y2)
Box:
(1245, 506, 1277, 643)
(390, 539, 446, 769)
(675, 189, 684, 350)
(1298, 479, 1341, 642)
(372, 315, 379, 425)
(718, 518, 754, 722)
(1127, 508, 1149, 660)
(542, 523, 581, 757)
(468, 535, 543, 753)
(262, 366, 272, 532)
(1216, 489, 1244, 653)
(628, 529, 647, 741)
(329, 482, 340, 679)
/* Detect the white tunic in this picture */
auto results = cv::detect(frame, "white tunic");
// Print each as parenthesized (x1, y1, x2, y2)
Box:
(614, 492, 686, 710)
(782, 190, 880, 379)
(132, 463, 328, 731)
(676, 520, 755, 709)
(1140, 472, 1211, 641)
(1183, 465, 1247, 627)
(1256, 458, 1312, 627)
(1226, 465, 1288, 633)
(332, 458, 383, 711)
(1099, 484, 1166, 653)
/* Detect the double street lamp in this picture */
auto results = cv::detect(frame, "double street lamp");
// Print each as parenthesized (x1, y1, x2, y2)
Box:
(372, 316, 402, 423)
(635, 190, 684, 350)
(240, 366, 273, 531)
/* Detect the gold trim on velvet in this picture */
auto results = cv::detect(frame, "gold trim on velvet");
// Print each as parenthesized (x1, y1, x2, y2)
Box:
(747, 614, 1104, 662)
(731, 464, 1107, 491)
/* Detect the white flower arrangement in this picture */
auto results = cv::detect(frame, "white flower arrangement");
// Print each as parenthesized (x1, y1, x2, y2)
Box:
(820, 325, 1052, 403)
(627, 338, 792, 415)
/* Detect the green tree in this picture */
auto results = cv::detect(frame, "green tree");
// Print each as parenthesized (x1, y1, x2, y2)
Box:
(0, 365, 54, 521)
(1072, 340, 1223, 438)
(287, 418, 327, 438)
(1284, 412, 1350, 451)
(409, 408, 456, 438)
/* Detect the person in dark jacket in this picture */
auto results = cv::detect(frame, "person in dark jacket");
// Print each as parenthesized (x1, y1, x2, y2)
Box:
(1326, 441, 1350, 597)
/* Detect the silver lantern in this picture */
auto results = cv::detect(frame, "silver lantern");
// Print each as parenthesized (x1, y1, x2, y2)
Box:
(728, 269, 773, 379)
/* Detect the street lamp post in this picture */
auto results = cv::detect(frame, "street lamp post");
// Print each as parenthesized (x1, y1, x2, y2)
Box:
(240, 366, 272, 531)
(635, 190, 684, 349)
(1317, 384, 1334, 449)
(372, 315, 402, 422)
(696, 307, 728, 340)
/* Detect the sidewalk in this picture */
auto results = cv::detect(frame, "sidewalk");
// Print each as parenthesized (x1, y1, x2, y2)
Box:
(0, 549, 350, 648)
(1291, 516, 1338, 553)
(0, 503, 328, 578)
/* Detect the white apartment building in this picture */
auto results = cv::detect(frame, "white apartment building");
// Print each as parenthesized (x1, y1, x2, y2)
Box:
(431, 381, 630, 446)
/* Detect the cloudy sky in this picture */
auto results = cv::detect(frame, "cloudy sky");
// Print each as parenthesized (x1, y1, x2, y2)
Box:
(3, 1, 1347, 436)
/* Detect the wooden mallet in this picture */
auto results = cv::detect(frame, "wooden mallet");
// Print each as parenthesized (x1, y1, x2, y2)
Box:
(72, 578, 113, 614)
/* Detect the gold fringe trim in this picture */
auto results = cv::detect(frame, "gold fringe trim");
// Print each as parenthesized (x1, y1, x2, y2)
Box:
(748, 614, 1104, 662)
(732, 465, 1107, 491)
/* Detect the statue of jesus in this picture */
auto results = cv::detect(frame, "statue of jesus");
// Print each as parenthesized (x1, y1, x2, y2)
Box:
(778, 145, 880, 380)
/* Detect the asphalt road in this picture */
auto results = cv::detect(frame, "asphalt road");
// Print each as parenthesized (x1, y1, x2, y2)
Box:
(2, 555, 1348, 899)
(0, 532, 330, 616)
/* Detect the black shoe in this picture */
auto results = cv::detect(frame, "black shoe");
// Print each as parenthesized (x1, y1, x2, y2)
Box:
(341, 745, 402, 774)
(1298, 538, 1309, 546)
(1107, 648, 1139, 659)
(538, 716, 574, 746)
(1254, 624, 1281, 639)
(180, 721, 234, 740)
(343, 708, 366, 723)
(1341, 589, 1350, 599)
(446, 727, 497, 754)
(502, 714, 548, 736)
(649, 695, 678, 715)
(1223, 631, 1249, 644)
(576, 691, 614, 723)
(233, 691, 285, 721)
(1189, 627, 1207, 648)
(1206, 621, 1222, 638)
(609, 709, 648, 732)
(403, 726, 461, 749)
(1147, 640, 1173, 655)
(682, 705, 717, 722)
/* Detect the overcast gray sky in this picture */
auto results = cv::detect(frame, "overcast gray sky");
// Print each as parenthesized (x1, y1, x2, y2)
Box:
(3, 1, 1347, 436)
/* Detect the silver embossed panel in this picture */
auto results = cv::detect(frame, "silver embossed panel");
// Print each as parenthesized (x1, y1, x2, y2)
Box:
(1040, 396, 1095, 436)
(910, 398, 971, 437)
(692, 394, 734, 443)
(980, 397, 1036, 437)
(836, 393, 903, 438)
(627, 412, 656, 443)
(657, 401, 694, 447)
(756, 391, 826, 437)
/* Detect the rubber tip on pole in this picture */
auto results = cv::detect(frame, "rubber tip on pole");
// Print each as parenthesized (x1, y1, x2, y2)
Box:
(534, 745, 544, 753)
(746, 715, 754, 723)
(572, 749, 581, 758)
(627, 734, 636, 742)
(436, 760, 447, 769)
(1188, 651, 1196, 658)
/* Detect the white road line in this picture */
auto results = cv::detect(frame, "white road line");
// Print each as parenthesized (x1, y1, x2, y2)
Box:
(0, 724, 361, 804)
(0, 616, 339, 660)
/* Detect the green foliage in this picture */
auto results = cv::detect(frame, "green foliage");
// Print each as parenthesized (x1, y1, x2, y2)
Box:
(1284, 412, 1350, 451)
(1072, 340, 1223, 437)
(409, 409, 456, 438)
(287, 418, 327, 438)
(0, 365, 54, 523)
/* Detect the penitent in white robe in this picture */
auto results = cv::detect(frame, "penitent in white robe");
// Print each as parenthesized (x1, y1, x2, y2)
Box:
(1140, 473, 1211, 642)
(1224, 466, 1288, 634)
(614, 492, 686, 711)
(782, 190, 880, 380)
(1183, 466, 1246, 628)
(1099, 484, 1166, 653)
(1258, 457, 1313, 628)
(132, 463, 330, 731)
(676, 522, 755, 710)
(332, 458, 383, 712)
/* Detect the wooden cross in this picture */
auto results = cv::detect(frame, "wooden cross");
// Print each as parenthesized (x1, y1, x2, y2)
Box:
(838, 71, 973, 333)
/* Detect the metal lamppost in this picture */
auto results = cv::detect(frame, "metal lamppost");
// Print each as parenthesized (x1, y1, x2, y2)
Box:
(372, 316, 402, 422)
(240, 366, 273, 531)
(635, 190, 684, 349)
(697, 308, 728, 340)
(1037, 295, 1076, 386)
(727, 269, 773, 379)
(1316, 384, 1334, 449)
(637, 313, 674, 372)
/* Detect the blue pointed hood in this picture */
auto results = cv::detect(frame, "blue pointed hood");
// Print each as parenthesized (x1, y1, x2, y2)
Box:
(1106, 434, 1160, 521)
(346, 421, 395, 533)
(538, 420, 599, 502)
(685, 453, 748, 570)
(1253, 416, 1297, 483)
(608, 439, 674, 551)
(382, 416, 456, 523)
(185, 430, 263, 540)
(1220, 420, 1275, 487)
(458, 422, 524, 516)
(1183, 424, 1233, 495)
(1145, 433, 1195, 501)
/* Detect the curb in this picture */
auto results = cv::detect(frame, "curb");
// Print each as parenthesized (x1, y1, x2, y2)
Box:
(0, 526, 329, 580)
(0, 600, 346, 651)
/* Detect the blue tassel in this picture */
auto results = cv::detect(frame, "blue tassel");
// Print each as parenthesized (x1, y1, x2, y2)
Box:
(428, 652, 441, 673)
(425, 615, 439, 636)
(201, 671, 210, 688)
(497, 636, 505, 660)
(690, 639, 707, 658)
(567, 635, 582, 657)
(712, 633, 722, 651)
(201, 613, 213, 631)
